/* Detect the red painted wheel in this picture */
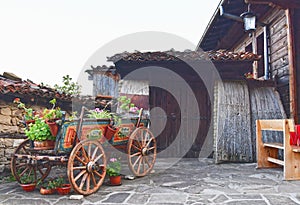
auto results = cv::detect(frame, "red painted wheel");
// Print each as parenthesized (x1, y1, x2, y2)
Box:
(127, 127, 157, 177)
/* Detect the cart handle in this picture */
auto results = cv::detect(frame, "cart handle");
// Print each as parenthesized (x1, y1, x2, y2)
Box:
(136, 108, 144, 128)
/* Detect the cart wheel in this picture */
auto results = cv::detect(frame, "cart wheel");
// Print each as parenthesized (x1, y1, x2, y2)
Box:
(127, 127, 157, 177)
(67, 139, 106, 196)
(10, 139, 51, 183)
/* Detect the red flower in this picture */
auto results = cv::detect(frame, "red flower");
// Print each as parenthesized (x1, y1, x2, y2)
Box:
(13, 98, 20, 103)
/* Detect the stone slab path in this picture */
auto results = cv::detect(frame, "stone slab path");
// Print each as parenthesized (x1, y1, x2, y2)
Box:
(1, 158, 300, 204)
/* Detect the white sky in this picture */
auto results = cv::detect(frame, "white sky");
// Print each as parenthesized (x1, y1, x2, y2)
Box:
(0, 0, 220, 91)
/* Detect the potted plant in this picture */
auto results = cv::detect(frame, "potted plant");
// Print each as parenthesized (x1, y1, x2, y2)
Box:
(13, 98, 37, 125)
(54, 176, 71, 195)
(19, 174, 36, 192)
(106, 157, 122, 185)
(38, 178, 57, 195)
(25, 117, 56, 149)
(43, 98, 63, 136)
(86, 108, 111, 119)
(86, 107, 117, 141)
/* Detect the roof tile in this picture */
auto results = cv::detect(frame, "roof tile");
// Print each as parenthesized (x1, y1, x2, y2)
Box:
(107, 49, 261, 63)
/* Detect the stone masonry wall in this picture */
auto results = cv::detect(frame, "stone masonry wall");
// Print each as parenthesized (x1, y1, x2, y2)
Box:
(0, 99, 47, 173)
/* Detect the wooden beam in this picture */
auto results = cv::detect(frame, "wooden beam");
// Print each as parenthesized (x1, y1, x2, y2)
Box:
(286, 9, 298, 123)
(245, 0, 300, 9)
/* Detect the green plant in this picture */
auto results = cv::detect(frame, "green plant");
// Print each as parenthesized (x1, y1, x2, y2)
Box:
(25, 118, 55, 141)
(52, 176, 65, 188)
(13, 98, 36, 121)
(86, 108, 111, 119)
(68, 111, 78, 121)
(20, 173, 35, 184)
(118, 96, 135, 112)
(54, 75, 81, 96)
(38, 178, 57, 190)
(43, 98, 63, 121)
(106, 157, 121, 177)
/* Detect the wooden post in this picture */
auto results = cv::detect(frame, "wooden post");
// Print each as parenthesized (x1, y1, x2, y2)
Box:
(252, 32, 258, 79)
(286, 9, 298, 123)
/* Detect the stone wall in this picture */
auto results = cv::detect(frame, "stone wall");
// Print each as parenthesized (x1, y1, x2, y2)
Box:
(0, 100, 49, 173)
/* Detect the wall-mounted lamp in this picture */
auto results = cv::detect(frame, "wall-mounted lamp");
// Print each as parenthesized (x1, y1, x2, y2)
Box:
(219, 4, 258, 32)
(240, 4, 256, 31)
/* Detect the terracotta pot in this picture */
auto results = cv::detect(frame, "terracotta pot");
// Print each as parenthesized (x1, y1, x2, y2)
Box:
(40, 187, 55, 195)
(46, 121, 59, 136)
(109, 175, 121, 185)
(20, 183, 36, 192)
(25, 120, 35, 126)
(56, 184, 71, 195)
(34, 140, 55, 150)
(105, 126, 118, 141)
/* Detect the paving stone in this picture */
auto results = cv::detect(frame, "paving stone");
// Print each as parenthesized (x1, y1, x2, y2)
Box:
(126, 193, 150, 204)
(228, 194, 263, 200)
(264, 195, 298, 205)
(1, 198, 51, 205)
(85, 191, 111, 203)
(225, 200, 267, 205)
(0, 194, 16, 202)
(212, 194, 229, 203)
(102, 193, 130, 203)
(148, 193, 187, 204)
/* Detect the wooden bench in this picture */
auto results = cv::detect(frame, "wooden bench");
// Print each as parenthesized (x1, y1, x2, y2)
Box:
(256, 119, 300, 180)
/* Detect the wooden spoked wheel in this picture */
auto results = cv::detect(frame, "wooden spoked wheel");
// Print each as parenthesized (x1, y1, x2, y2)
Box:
(127, 127, 157, 177)
(10, 139, 51, 183)
(67, 139, 106, 195)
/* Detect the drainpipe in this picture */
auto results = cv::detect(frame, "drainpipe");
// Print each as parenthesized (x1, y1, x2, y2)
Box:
(263, 25, 270, 80)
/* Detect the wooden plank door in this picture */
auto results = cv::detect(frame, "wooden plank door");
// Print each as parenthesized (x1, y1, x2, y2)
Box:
(149, 80, 210, 158)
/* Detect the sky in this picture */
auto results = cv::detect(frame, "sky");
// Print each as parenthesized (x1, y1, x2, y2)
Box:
(0, 0, 220, 94)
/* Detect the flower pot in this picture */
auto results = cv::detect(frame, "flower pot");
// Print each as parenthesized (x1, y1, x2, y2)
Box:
(109, 175, 121, 185)
(56, 184, 71, 195)
(34, 140, 55, 150)
(105, 126, 118, 141)
(20, 183, 36, 192)
(46, 121, 59, 137)
(25, 120, 35, 126)
(40, 187, 55, 195)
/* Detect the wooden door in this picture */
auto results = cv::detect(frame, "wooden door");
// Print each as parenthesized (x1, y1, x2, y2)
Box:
(149, 80, 211, 158)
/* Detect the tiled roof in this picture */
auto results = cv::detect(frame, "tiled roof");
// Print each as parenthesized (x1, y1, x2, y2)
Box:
(107, 49, 261, 63)
(0, 73, 71, 101)
(85, 65, 120, 81)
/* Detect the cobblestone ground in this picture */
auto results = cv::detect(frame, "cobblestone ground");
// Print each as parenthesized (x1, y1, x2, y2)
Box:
(1, 158, 300, 205)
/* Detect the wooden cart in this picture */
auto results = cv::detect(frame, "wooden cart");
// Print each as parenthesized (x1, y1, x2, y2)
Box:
(10, 106, 157, 195)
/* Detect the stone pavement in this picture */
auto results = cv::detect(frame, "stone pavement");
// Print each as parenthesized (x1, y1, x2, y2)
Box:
(1, 158, 300, 205)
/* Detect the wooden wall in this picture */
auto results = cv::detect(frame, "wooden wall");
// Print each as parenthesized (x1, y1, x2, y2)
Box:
(93, 73, 119, 97)
(268, 10, 290, 118)
(214, 81, 286, 163)
(293, 8, 300, 123)
(233, 8, 291, 118)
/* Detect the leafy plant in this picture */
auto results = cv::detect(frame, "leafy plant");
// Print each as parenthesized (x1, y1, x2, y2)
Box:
(38, 178, 58, 190)
(106, 157, 121, 177)
(86, 108, 111, 119)
(54, 75, 81, 96)
(25, 118, 55, 141)
(43, 98, 63, 121)
(118, 96, 135, 112)
(13, 98, 36, 121)
(20, 173, 35, 184)
(52, 176, 65, 188)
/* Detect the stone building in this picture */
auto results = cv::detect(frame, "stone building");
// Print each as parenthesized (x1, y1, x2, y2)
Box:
(0, 72, 72, 173)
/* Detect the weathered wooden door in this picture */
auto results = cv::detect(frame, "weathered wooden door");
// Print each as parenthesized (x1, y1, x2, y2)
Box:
(149, 80, 211, 158)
